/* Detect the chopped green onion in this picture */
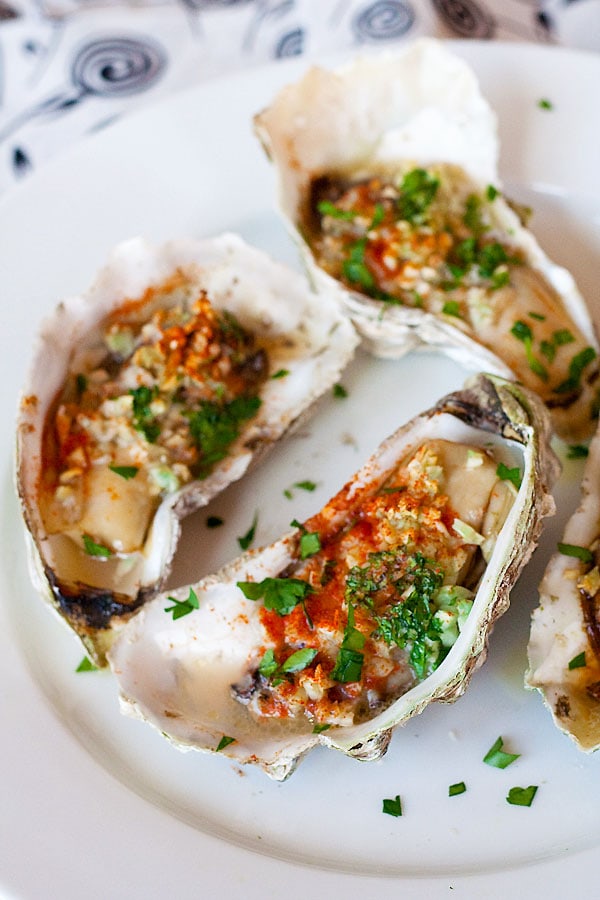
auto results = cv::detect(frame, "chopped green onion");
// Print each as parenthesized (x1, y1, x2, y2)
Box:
(558, 542, 593, 564)
(507, 785, 538, 807)
(449, 781, 466, 797)
(483, 736, 520, 769)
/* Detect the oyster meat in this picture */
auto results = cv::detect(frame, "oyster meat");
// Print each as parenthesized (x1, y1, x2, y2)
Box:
(527, 424, 600, 749)
(254, 38, 600, 442)
(108, 374, 558, 780)
(16, 233, 358, 663)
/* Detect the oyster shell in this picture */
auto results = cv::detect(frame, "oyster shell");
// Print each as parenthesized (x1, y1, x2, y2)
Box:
(16, 233, 358, 664)
(254, 38, 600, 442)
(108, 374, 558, 780)
(527, 424, 600, 749)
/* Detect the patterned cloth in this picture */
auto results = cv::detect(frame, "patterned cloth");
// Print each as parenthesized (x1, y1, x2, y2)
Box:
(0, 0, 586, 195)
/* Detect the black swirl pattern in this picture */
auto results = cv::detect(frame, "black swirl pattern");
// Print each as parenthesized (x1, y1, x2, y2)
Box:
(430, 0, 495, 38)
(71, 37, 166, 98)
(275, 26, 304, 57)
(353, 1, 415, 42)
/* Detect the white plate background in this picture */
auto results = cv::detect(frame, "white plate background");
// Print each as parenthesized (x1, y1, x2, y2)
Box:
(1, 41, 600, 900)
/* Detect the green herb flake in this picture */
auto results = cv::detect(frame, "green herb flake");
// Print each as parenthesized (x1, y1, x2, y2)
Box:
(271, 368, 290, 379)
(237, 577, 314, 616)
(397, 168, 440, 225)
(507, 785, 538, 807)
(529, 312, 546, 322)
(313, 723, 331, 734)
(486, 185, 499, 201)
(76, 656, 98, 673)
(188, 394, 262, 476)
(568, 651, 587, 670)
(317, 200, 357, 221)
(333, 383, 348, 399)
(238, 512, 258, 551)
(449, 781, 466, 797)
(496, 462, 522, 490)
(567, 444, 589, 460)
(331, 604, 366, 683)
(82, 533, 112, 558)
(129, 385, 161, 443)
(258, 647, 317, 686)
(295, 480, 317, 492)
(555, 347, 597, 394)
(538, 98, 553, 111)
(558, 542, 593, 564)
(442, 300, 462, 318)
(510, 320, 549, 382)
(216, 735, 236, 752)
(382, 795, 403, 817)
(483, 736, 520, 769)
(164, 587, 200, 620)
(108, 464, 139, 480)
(342, 238, 375, 291)
(300, 531, 321, 559)
(76, 373, 88, 395)
(206, 515, 224, 528)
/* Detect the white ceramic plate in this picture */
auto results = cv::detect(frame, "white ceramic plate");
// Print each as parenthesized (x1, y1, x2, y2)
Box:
(2, 41, 600, 900)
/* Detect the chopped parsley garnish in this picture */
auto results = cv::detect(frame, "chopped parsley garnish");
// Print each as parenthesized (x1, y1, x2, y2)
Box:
(483, 736, 520, 769)
(271, 368, 290, 379)
(555, 347, 597, 394)
(313, 723, 331, 734)
(76, 656, 98, 672)
(567, 444, 589, 460)
(507, 785, 538, 807)
(449, 781, 466, 797)
(331, 603, 366, 683)
(568, 651, 587, 670)
(529, 312, 546, 322)
(188, 394, 261, 477)
(258, 647, 318, 686)
(237, 577, 315, 616)
(206, 515, 224, 528)
(164, 587, 200, 620)
(382, 795, 403, 817)
(342, 238, 375, 291)
(463, 193, 486, 237)
(108, 464, 139, 480)
(486, 185, 498, 201)
(397, 168, 439, 225)
(538, 98, 553, 110)
(510, 320, 549, 382)
(333, 383, 348, 399)
(558, 542, 593, 564)
(216, 735, 236, 752)
(82, 533, 112, 557)
(317, 200, 357, 221)
(540, 328, 575, 363)
(238, 512, 258, 550)
(284, 480, 318, 500)
(290, 519, 321, 559)
(442, 300, 462, 318)
(130, 385, 161, 443)
(496, 462, 522, 490)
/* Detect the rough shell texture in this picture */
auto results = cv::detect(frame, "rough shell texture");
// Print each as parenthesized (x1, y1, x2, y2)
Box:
(16, 233, 358, 664)
(254, 39, 598, 415)
(527, 422, 600, 749)
(108, 374, 559, 780)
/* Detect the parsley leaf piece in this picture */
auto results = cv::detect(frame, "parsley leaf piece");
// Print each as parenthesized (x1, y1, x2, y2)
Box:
(510, 320, 549, 382)
(164, 587, 200, 620)
(343, 238, 375, 291)
(333, 383, 348, 399)
(529, 312, 546, 322)
(442, 300, 462, 318)
(486, 185, 498, 201)
(76, 656, 98, 673)
(496, 462, 522, 490)
(216, 735, 236, 752)
(483, 736, 520, 769)
(568, 651, 586, 670)
(313, 723, 331, 734)
(206, 515, 224, 528)
(538, 98, 553, 110)
(567, 444, 589, 460)
(300, 531, 321, 559)
(507, 785, 538, 807)
(129, 385, 161, 443)
(382, 795, 402, 817)
(237, 577, 314, 616)
(555, 347, 597, 394)
(295, 480, 317, 492)
(82, 533, 112, 558)
(511, 320, 533, 343)
(238, 512, 258, 550)
(332, 604, 366, 683)
(281, 647, 318, 674)
(109, 464, 139, 480)
(397, 168, 439, 225)
(317, 200, 357, 221)
(188, 395, 262, 477)
(558, 542, 593, 564)
(258, 648, 278, 678)
(449, 781, 466, 797)
(463, 193, 486, 237)
(271, 368, 290, 379)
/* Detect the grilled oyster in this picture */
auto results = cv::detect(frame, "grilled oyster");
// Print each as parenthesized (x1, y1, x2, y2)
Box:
(16, 233, 358, 664)
(527, 425, 600, 749)
(254, 38, 600, 442)
(108, 374, 558, 780)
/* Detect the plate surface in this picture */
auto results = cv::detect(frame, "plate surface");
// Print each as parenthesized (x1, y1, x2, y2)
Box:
(2, 41, 600, 900)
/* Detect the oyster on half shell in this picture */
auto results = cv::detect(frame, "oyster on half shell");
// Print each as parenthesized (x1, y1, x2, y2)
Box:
(16, 234, 358, 664)
(254, 38, 600, 442)
(108, 374, 558, 780)
(527, 424, 600, 749)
